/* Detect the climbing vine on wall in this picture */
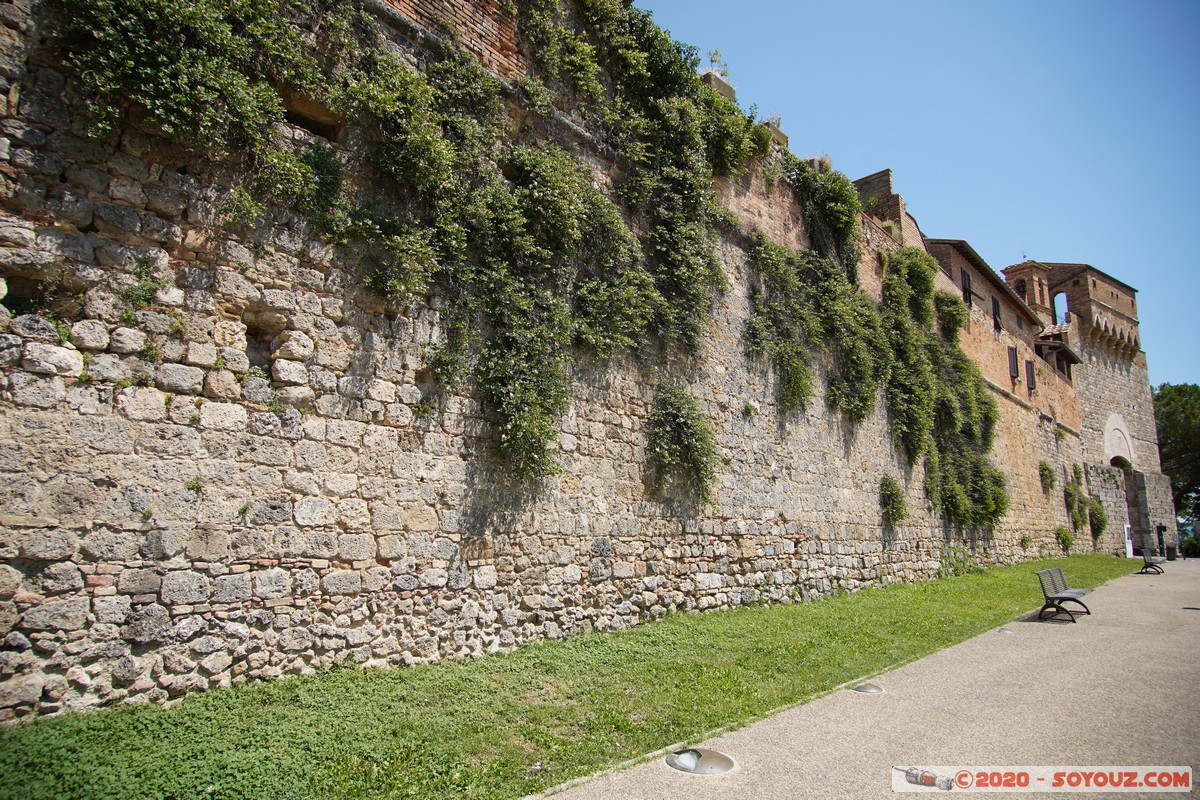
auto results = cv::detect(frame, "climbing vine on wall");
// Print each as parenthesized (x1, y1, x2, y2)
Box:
(51, 0, 759, 483)
(746, 242, 1009, 530)
(51, 0, 1010, 517)
(646, 385, 719, 504)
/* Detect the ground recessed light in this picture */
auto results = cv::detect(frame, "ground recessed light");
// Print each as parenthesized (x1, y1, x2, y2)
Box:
(665, 747, 735, 775)
(853, 682, 883, 693)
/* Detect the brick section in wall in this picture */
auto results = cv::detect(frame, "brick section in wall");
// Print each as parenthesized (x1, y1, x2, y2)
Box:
(381, 0, 525, 78)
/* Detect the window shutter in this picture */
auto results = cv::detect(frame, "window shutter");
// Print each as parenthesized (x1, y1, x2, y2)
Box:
(1008, 346, 1019, 378)
(962, 271, 973, 307)
(1026, 359, 1036, 389)
(992, 296, 1002, 331)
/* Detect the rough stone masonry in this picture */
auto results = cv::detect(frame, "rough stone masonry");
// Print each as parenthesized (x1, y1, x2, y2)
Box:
(0, 0, 1173, 721)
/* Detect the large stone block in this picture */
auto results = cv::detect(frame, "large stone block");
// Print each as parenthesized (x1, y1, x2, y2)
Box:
(22, 596, 89, 630)
(118, 386, 169, 421)
(213, 573, 252, 604)
(321, 570, 360, 595)
(271, 331, 314, 361)
(160, 571, 210, 605)
(9, 373, 66, 408)
(252, 568, 291, 600)
(199, 402, 247, 431)
(294, 497, 336, 527)
(123, 603, 172, 643)
(22, 342, 83, 376)
(156, 363, 205, 394)
(338, 533, 376, 561)
(117, 569, 161, 595)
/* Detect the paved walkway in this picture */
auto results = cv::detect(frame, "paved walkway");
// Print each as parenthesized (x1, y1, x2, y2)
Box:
(540, 560, 1200, 799)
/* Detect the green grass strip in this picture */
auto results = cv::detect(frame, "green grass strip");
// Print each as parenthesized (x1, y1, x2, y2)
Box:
(0, 554, 1135, 799)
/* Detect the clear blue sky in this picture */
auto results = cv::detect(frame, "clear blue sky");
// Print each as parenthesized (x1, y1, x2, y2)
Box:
(634, 0, 1200, 387)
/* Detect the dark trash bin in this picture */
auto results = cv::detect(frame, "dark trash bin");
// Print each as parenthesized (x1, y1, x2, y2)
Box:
(1166, 545, 1177, 561)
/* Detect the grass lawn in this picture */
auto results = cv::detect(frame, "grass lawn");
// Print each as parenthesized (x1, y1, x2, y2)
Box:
(0, 554, 1135, 799)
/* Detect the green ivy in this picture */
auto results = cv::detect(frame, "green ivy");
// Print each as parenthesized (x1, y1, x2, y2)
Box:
(783, 154, 863, 281)
(1087, 496, 1108, 542)
(880, 248, 936, 460)
(745, 235, 888, 419)
(1038, 460, 1057, 495)
(1064, 465, 1088, 533)
(53, 0, 321, 155)
(933, 290, 968, 342)
(745, 240, 1009, 530)
(646, 385, 719, 504)
(1055, 525, 1075, 554)
(879, 474, 907, 525)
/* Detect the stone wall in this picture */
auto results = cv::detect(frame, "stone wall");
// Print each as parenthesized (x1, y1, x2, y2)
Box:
(1085, 464, 1132, 554)
(0, 0, 1163, 723)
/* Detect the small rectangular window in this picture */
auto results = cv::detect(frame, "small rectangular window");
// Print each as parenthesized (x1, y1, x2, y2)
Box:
(1026, 359, 1036, 390)
(1008, 346, 1019, 378)
(962, 271, 973, 307)
(991, 297, 1002, 331)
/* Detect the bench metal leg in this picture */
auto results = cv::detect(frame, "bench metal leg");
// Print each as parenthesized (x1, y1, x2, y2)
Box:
(1059, 598, 1090, 615)
(1138, 563, 1164, 575)
(1039, 602, 1078, 622)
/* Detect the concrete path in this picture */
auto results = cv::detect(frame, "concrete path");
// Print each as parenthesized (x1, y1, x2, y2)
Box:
(541, 560, 1200, 799)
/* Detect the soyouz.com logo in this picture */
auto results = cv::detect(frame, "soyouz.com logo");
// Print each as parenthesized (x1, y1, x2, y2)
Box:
(892, 766, 1192, 792)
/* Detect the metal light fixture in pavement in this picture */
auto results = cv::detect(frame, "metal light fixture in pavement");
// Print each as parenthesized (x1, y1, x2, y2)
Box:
(665, 748, 735, 775)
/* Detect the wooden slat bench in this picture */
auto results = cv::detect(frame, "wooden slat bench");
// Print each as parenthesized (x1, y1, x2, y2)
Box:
(1138, 549, 1166, 574)
(1036, 567, 1092, 622)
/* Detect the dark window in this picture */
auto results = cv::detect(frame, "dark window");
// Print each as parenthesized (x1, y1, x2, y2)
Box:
(1026, 359, 1036, 390)
(991, 296, 1002, 332)
(1015, 279, 1027, 298)
(1008, 346, 1019, 378)
(962, 270, 973, 307)
(1016, 316, 1024, 331)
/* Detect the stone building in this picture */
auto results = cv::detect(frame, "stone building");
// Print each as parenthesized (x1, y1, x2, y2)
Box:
(0, 0, 1178, 720)
(1004, 260, 1177, 554)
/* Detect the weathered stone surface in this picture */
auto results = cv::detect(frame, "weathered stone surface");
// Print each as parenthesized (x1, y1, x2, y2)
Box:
(294, 497, 336, 527)
(9, 373, 66, 408)
(252, 568, 291, 600)
(8, 315, 60, 343)
(81, 530, 140, 561)
(156, 363, 204, 394)
(204, 369, 241, 400)
(22, 597, 89, 630)
(321, 570, 360, 595)
(271, 358, 308, 386)
(0, 565, 22, 598)
(117, 569, 161, 595)
(219, 347, 250, 373)
(22, 342, 83, 376)
(94, 595, 132, 625)
(70, 319, 110, 350)
(0, 602, 18, 636)
(212, 573, 252, 603)
(123, 604, 172, 643)
(338, 533, 375, 561)
(16, 529, 77, 561)
(199, 402, 247, 431)
(109, 327, 147, 354)
(0, 674, 44, 707)
(39, 562, 83, 593)
(118, 386, 168, 421)
(160, 571, 209, 605)
(271, 331, 314, 361)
